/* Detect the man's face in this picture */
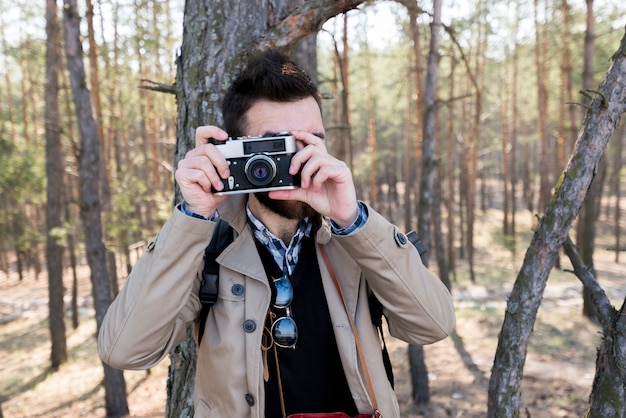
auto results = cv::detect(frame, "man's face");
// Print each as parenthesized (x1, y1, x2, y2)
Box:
(244, 97, 324, 220)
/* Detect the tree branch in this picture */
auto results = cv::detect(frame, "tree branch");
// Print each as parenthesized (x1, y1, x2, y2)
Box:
(257, 0, 366, 50)
(562, 235, 615, 332)
(138, 79, 177, 94)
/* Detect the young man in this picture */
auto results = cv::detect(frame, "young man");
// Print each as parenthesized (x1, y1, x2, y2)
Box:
(98, 49, 455, 418)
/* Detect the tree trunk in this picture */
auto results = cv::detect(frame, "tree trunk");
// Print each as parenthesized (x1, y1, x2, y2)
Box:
(501, 45, 511, 236)
(586, 303, 626, 417)
(328, 14, 352, 169)
(562, 237, 626, 417)
(445, 55, 457, 279)
(65, 169, 80, 330)
(291, 33, 318, 86)
(62, 0, 129, 416)
(365, 46, 378, 206)
(564, 237, 626, 418)
(487, 27, 626, 418)
(578, 0, 602, 322)
(410, 0, 442, 405)
(406, 1, 425, 230)
(169, 1, 365, 415)
(510, 0, 520, 242)
(612, 124, 623, 263)
(534, 0, 551, 213)
(45, 0, 68, 371)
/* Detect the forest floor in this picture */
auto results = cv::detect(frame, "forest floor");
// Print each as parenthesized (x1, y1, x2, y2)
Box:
(0, 208, 625, 417)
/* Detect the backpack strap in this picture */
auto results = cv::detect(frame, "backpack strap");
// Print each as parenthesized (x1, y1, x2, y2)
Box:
(198, 218, 233, 345)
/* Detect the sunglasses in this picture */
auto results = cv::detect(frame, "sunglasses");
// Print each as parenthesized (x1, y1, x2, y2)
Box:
(270, 275, 298, 349)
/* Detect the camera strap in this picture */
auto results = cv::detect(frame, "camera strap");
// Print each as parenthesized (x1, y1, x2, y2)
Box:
(198, 218, 233, 345)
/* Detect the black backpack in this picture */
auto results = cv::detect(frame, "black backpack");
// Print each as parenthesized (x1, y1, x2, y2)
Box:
(197, 218, 426, 388)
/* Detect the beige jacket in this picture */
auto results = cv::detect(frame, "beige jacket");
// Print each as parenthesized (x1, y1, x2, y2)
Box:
(98, 196, 455, 417)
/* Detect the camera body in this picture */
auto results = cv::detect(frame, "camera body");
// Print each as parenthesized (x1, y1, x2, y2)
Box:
(213, 134, 299, 195)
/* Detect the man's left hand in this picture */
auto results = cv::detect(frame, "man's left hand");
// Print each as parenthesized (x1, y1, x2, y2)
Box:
(268, 131, 359, 228)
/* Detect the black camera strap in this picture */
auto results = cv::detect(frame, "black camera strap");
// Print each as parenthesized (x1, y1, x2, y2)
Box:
(198, 218, 233, 345)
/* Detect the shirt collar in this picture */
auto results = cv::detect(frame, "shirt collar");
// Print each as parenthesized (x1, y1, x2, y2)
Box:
(245, 204, 312, 246)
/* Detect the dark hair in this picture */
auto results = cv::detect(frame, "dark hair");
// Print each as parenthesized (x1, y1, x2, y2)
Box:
(222, 49, 321, 137)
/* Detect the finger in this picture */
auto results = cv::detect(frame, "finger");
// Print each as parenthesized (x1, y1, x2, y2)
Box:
(178, 152, 229, 191)
(288, 142, 323, 178)
(291, 130, 326, 148)
(195, 126, 228, 147)
(297, 152, 336, 189)
(176, 161, 219, 193)
(186, 144, 231, 179)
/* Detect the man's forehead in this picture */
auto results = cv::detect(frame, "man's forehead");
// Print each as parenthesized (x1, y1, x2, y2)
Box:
(244, 98, 324, 137)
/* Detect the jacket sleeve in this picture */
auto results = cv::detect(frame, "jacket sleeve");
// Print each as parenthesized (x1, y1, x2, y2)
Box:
(98, 208, 214, 370)
(333, 204, 455, 345)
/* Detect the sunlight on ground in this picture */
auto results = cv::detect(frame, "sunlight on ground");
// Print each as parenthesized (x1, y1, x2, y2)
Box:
(0, 274, 169, 418)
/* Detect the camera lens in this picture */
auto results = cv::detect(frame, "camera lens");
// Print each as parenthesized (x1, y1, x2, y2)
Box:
(245, 155, 277, 187)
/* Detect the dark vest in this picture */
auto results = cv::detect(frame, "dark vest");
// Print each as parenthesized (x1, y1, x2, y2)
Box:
(255, 235, 359, 417)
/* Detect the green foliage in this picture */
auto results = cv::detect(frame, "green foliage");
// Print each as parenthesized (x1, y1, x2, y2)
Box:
(0, 138, 45, 252)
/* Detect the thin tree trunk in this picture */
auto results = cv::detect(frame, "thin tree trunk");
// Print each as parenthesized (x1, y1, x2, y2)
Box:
(62, 0, 129, 415)
(534, 0, 551, 213)
(612, 124, 623, 263)
(403, 67, 413, 231)
(510, 0, 520, 244)
(365, 47, 378, 206)
(85, 0, 110, 211)
(328, 14, 352, 169)
(445, 55, 456, 280)
(45, 0, 68, 371)
(465, 0, 485, 283)
(487, 28, 626, 417)
(408, 1, 425, 227)
(501, 44, 511, 236)
(410, 0, 442, 405)
(578, 0, 603, 322)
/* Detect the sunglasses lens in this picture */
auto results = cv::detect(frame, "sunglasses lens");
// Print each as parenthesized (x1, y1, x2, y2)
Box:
(273, 276, 293, 308)
(272, 316, 298, 348)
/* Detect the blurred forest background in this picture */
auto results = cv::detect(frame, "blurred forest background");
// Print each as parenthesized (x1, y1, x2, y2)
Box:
(1, 0, 624, 286)
(1, 0, 626, 416)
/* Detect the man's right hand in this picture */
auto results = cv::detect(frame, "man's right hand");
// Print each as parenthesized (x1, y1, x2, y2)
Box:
(174, 126, 231, 218)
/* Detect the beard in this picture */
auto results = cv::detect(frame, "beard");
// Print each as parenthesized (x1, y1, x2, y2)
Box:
(254, 192, 317, 221)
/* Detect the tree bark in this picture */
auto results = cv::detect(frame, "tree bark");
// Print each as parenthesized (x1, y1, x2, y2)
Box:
(169, 1, 365, 415)
(487, 27, 626, 418)
(62, 0, 129, 416)
(45, 0, 68, 371)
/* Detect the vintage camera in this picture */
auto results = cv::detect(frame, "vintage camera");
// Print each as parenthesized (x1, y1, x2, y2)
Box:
(213, 134, 299, 195)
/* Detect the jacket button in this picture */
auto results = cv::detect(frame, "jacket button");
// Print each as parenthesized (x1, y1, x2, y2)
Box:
(231, 284, 244, 296)
(396, 231, 408, 245)
(243, 320, 256, 333)
(245, 393, 255, 406)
